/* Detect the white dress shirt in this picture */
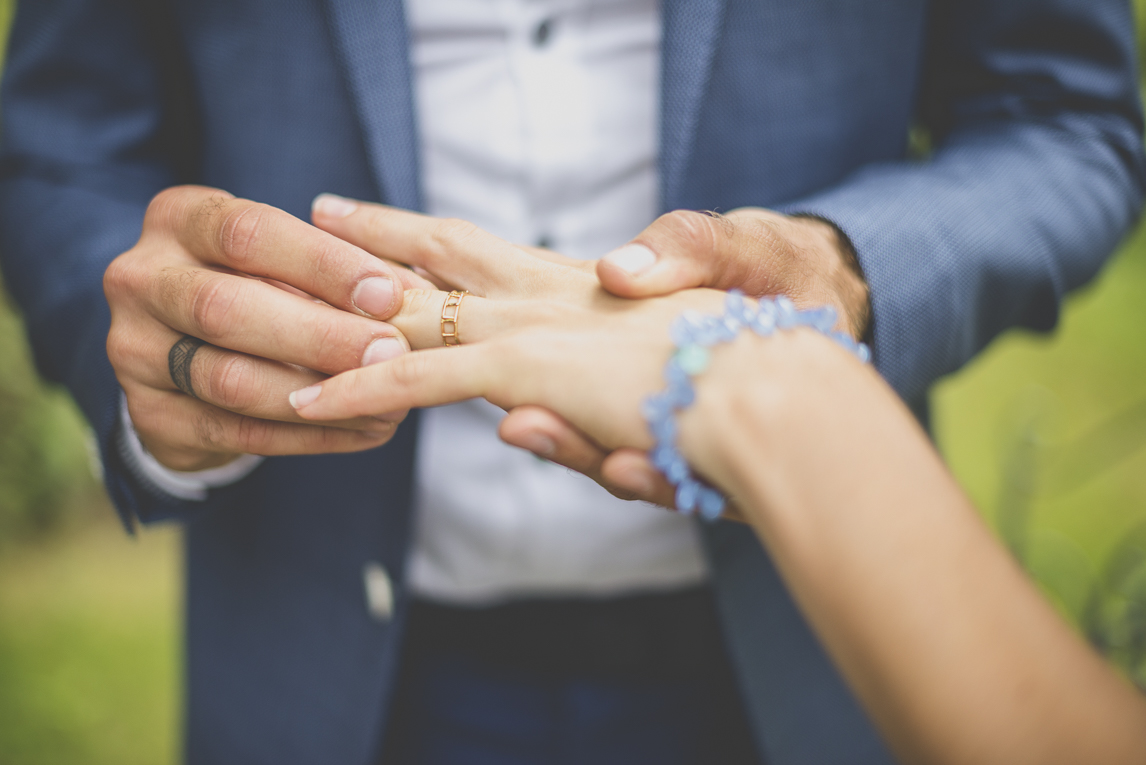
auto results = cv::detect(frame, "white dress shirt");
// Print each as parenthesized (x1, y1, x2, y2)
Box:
(121, 0, 708, 605)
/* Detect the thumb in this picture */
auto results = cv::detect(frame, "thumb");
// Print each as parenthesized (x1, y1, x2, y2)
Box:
(597, 210, 729, 298)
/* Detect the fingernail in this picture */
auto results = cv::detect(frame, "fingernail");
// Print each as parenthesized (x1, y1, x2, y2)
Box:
(289, 384, 322, 410)
(518, 433, 556, 458)
(621, 467, 656, 497)
(353, 276, 395, 317)
(362, 337, 405, 366)
(364, 422, 395, 438)
(313, 193, 358, 219)
(603, 244, 657, 275)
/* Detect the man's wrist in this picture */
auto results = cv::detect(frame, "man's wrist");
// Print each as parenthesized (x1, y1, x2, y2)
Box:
(788, 213, 872, 342)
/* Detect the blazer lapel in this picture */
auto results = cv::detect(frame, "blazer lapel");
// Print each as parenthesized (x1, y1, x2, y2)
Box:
(322, 0, 423, 211)
(660, 0, 727, 212)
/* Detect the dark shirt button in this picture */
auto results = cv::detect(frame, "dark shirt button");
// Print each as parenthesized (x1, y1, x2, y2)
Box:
(533, 19, 553, 47)
(536, 235, 552, 249)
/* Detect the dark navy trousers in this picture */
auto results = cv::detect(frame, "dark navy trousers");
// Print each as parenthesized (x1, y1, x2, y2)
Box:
(380, 588, 762, 765)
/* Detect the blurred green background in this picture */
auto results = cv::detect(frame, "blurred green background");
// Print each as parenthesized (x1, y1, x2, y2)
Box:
(3, 2, 1146, 763)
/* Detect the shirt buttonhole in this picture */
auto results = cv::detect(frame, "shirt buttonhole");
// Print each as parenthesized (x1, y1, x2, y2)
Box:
(532, 18, 554, 48)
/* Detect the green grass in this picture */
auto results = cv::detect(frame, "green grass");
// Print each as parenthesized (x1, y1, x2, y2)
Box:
(2, 231, 1144, 765)
(934, 223, 1146, 590)
(0, 519, 180, 765)
(932, 220, 1146, 684)
(1, 2, 1146, 763)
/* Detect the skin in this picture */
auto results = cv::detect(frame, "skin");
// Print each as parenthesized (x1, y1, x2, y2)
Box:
(292, 208, 1146, 765)
(310, 198, 868, 506)
(105, 186, 855, 479)
(103, 186, 437, 471)
(522, 207, 869, 504)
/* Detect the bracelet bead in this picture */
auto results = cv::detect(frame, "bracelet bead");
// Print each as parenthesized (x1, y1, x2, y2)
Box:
(644, 290, 871, 522)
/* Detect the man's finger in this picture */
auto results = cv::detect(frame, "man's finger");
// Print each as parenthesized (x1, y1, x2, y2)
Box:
(499, 406, 658, 504)
(118, 333, 403, 429)
(310, 195, 553, 298)
(596, 207, 797, 298)
(149, 186, 416, 320)
(599, 449, 677, 508)
(137, 265, 407, 374)
(597, 207, 869, 338)
(130, 390, 398, 472)
(597, 209, 730, 298)
(500, 405, 743, 517)
(499, 404, 608, 480)
(600, 449, 745, 521)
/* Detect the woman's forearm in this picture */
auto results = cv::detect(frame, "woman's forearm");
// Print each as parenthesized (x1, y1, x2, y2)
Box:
(682, 331, 1146, 765)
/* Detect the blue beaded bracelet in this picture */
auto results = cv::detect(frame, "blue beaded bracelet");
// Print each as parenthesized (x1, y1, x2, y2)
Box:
(643, 290, 872, 522)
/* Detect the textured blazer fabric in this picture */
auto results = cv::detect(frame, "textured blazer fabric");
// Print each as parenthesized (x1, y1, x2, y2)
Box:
(1, 1, 1142, 763)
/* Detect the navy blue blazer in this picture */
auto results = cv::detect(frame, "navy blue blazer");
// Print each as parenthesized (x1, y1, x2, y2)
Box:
(2, 1, 1143, 763)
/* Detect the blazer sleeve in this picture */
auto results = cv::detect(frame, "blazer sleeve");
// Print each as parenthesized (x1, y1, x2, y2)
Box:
(0, 0, 235, 528)
(781, 0, 1146, 406)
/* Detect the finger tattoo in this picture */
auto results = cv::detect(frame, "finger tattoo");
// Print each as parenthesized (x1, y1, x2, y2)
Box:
(169, 335, 206, 398)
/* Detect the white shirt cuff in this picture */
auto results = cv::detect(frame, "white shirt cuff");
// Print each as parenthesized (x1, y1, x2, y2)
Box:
(117, 394, 264, 501)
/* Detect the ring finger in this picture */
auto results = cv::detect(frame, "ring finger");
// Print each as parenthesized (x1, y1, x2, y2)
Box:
(385, 289, 578, 350)
(122, 327, 406, 429)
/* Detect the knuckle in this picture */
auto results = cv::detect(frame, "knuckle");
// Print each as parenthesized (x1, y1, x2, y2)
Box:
(129, 390, 234, 468)
(389, 350, 430, 390)
(148, 186, 230, 235)
(218, 202, 270, 268)
(105, 326, 133, 369)
(744, 216, 785, 252)
(153, 443, 224, 472)
(194, 408, 228, 451)
(382, 409, 410, 425)
(359, 206, 398, 245)
(317, 426, 356, 451)
(189, 274, 243, 340)
(308, 240, 350, 285)
(159, 453, 203, 472)
(426, 217, 480, 262)
(103, 251, 154, 305)
(608, 485, 642, 502)
(658, 209, 723, 253)
(143, 187, 183, 230)
(363, 422, 398, 446)
(400, 288, 438, 319)
(205, 354, 259, 411)
(102, 255, 131, 301)
(233, 415, 274, 454)
(122, 388, 157, 432)
(154, 266, 198, 312)
(310, 318, 352, 372)
(186, 192, 237, 246)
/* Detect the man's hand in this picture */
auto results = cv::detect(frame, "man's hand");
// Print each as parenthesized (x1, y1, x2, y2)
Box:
(599, 208, 870, 337)
(500, 207, 871, 510)
(104, 186, 431, 472)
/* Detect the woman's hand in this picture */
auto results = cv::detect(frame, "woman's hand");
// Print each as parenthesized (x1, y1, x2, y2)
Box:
(299, 199, 761, 504)
(498, 206, 872, 504)
(301, 197, 1146, 765)
(294, 204, 729, 446)
(311, 195, 601, 309)
(301, 198, 859, 515)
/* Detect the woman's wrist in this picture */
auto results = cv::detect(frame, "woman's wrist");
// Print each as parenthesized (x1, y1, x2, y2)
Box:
(640, 292, 872, 521)
(676, 329, 865, 522)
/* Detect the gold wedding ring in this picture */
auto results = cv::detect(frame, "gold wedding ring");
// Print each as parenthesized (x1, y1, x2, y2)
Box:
(441, 290, 468, 346)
